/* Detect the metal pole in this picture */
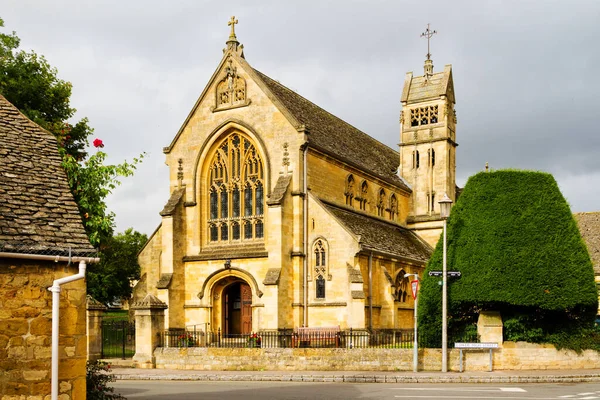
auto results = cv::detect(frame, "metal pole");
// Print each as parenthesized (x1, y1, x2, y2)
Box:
(404, 272, 419, 372)
(442, 218, 448, 372)
(413, 291, 418, 372)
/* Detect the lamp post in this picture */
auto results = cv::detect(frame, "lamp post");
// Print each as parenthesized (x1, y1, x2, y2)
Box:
(438, 193, 453, 373)
(404, 273, 419, 372)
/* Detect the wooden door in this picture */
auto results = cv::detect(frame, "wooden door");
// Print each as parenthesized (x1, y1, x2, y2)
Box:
(241, 282, 252, 334)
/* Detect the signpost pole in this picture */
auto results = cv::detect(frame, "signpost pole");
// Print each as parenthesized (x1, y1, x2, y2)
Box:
(406, 273, 419, 372)
(442, 218, 448, 372)
(413, 286, 418, 372)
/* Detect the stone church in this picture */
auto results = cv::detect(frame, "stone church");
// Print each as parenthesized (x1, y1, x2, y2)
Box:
(136, 19, 458, 334)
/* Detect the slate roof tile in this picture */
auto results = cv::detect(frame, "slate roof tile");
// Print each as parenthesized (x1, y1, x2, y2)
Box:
(0, 94, 94, 256)
(253, 69, 409, 192)
(322, 200, 432, 263)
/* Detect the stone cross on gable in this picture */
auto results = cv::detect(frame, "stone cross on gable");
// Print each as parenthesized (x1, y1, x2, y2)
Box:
(421, 23, 437, 61)
(228, 16, 238, 40)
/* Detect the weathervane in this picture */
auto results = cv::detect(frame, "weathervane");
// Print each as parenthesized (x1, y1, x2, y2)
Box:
(421, 23, 437, 60)
(421, 24, 437, 80)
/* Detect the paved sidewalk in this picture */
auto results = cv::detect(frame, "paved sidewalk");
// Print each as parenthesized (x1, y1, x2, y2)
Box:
(112, 367, 600, 384)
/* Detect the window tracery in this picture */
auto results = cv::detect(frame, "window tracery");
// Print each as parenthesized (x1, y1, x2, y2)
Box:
(345, 175, 355, 206)
(207, 133, 264, 243)
(313, 239, 330, 297)
(394, 270, 409, 302)
(410, 105, 439, 127)
(359, 180, 369, 211)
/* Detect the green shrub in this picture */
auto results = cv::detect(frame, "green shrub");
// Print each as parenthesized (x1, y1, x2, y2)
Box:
(418, 170, 598, 351)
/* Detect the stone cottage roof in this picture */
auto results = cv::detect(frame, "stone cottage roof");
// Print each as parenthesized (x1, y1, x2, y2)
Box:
(0, 95, 95, 257)
(574, 212, 600, 275)
(254, 69, 410, 192)
(322, 200, 432, 263)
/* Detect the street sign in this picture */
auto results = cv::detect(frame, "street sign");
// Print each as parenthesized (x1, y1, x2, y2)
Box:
(428, 271, 461, 277)
(411, 279, 419, 300)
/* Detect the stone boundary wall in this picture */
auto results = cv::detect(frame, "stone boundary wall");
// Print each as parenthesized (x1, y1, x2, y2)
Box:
(152, 342, 600, 372)
(0, 260, 87, 400)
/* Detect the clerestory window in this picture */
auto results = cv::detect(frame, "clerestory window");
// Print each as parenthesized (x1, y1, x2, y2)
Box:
(208, 133, 264, 243)
(345, 175, 355, 206)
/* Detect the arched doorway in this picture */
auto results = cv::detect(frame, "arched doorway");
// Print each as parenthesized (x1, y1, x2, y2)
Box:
(222, 281, 252, 336)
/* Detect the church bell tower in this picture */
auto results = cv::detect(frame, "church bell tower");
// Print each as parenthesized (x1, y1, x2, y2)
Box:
(399, 25, 457, 244)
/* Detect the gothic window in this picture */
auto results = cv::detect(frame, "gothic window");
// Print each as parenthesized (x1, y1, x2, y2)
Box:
(395, 270, 409, 302)
(316, 275, 326, 299)
(390, 194, 398, 221)
(360, 180, 369, 211)
(412, 151, 420, 169)
(345, 175, 355, 206)
(428, 148, 435, 167)
(427, 192, 436, 212)
(410, 105, 439, 127)
(314, 239, 328, 299)
(207, 133, 264, 243)
(377, 189, 385, 217)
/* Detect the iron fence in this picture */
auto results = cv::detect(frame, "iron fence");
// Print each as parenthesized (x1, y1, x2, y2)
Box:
(101, 320, 135, 358)
(160, 328, 414, 349)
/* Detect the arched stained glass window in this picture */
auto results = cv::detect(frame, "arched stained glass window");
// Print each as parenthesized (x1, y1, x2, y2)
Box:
(207, 133, 265, 243)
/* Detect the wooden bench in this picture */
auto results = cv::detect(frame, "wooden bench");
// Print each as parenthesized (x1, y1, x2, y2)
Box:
(455, 342, 499, 372)
(292, 326, 341, 348)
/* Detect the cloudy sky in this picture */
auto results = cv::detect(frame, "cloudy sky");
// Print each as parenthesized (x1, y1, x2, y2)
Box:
(3, 0, 599, 236)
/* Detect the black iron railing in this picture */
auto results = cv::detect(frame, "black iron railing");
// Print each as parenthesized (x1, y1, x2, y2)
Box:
(101, 320, 135, 358)
(160, 328, 414, 349)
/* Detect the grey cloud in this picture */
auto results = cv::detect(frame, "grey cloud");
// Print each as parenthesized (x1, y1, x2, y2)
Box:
(2, 0, 599, 235)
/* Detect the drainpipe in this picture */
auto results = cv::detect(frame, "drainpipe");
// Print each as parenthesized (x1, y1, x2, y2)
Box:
(368, 252, 373, 331)
(49, 260, 87, 400)
(303, 143, 309, 326)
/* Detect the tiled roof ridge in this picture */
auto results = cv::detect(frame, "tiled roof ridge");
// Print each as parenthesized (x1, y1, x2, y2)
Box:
(0, 94, 56, 139)
(253, 68, 399, 157)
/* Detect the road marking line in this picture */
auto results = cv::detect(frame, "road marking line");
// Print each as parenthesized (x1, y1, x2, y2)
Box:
(392, 387, 527, 393)
(578, 394, 595, 396)
(394, 396, 559, 399)
(579, 397, 599, 399)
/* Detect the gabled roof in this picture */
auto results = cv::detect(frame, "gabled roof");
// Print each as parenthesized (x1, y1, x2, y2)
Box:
(574, 212, 600, 275)
(401, 64, 455, 105)
(0, 95, 95, 257)
(321, 200, 432, 263)
(253, 69, 410, 192)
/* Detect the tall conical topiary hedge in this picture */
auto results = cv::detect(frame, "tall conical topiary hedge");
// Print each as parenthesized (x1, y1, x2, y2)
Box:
(418, 170, 598, 349)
